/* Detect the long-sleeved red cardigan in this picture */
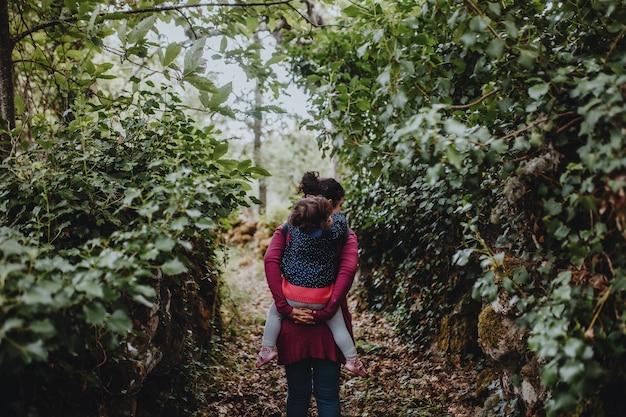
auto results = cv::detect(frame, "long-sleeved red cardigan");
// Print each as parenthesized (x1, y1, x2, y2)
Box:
(263, 224, 359, 365)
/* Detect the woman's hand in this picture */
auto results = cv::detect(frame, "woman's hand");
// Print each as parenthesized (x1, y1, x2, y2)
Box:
(288, 308, 315, 325)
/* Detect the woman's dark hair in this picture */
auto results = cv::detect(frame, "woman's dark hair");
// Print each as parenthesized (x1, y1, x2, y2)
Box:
(288, 196, 333, 232)
(298, 171, 345, 208)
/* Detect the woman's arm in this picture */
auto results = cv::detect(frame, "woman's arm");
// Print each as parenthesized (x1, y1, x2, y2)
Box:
(264, 226, 294, 316)
(311, 229, 358, 322)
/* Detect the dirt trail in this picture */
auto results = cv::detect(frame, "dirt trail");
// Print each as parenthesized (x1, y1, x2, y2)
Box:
(200, 246, 482, 417)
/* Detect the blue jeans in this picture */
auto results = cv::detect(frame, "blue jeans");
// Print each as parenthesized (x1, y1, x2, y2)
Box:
(285, 359, 341, 417)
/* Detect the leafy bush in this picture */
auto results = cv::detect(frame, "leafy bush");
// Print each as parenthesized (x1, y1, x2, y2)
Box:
(287, 0, 626, 415)
(0, 85, 266, 416)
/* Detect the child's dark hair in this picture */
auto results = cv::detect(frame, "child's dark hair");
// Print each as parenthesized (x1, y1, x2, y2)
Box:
(288, 196, 333, 232)
(298, 171, 345, 208)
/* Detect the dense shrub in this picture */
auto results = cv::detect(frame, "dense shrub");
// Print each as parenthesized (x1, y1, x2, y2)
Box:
(0, 87, 264, 416)
(287, 0, 626, 415)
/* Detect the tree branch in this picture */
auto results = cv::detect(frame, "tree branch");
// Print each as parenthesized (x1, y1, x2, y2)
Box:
(604, 26, 626, 69)
(463, 0, 500, 39)
(12, 1, 294, 45)
(450, 89, 498, 110)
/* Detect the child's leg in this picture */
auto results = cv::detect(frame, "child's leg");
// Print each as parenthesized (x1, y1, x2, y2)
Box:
(326, 308, 367, 376)
(261, 302, 282, 348)
(325, 307, 357, 359)
(287, 299, 325, 310)
(256, 302, 281, 368)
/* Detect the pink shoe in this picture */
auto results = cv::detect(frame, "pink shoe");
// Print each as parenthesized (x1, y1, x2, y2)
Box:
(255, 347, 278, 368)
(344, 358, 367, 377)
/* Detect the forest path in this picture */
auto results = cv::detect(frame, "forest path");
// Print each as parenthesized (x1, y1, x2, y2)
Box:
(200, 245, 482, 417)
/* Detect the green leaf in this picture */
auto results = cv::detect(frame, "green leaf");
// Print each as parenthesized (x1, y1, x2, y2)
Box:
(213, 142, 229, 160)
(163, 43, 182, 67)
(154, 236, 176, 252)
(97, 249, 123, 268)
(488, 139, 508, 154)
(183, 38, 207, 76)
(543, 198, 562, 215)
(23, 340, 48, 362)
(106, 309, 133, 334)
(486, 39, 505, 59)
(343, 4, 364, 17)
(529, 82, 549, 99)
(356, 99, 371, 111)
(123, 188, 141, 206)
(195, 217, 216, 230)
(0, 317, 24, 340)
(446, 146, 463, 170)
(29, 319, 55, 337)
(559, 360, 585, 384)
(162, 258, 187, 275)
(183, 75, 217, 92)
(204, 82, 232, 107)
(470, 15, 491, 32)
(133, 294, 154, 308)
(250, 166, 271, 176)
(452, 248, 474, 266)
(444, 119, 467, 136)
(21, 285, 53, 304)
(84, 303, 107, 324)
(128, 16, 156, 45)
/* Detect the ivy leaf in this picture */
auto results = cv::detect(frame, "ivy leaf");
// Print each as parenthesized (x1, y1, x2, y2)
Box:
(444, 119, 467, 136)
(543, 198, 563, 215)
(195, 217, 216, 230)
(23, 340, 48, 362)
(84, 303, 107, 324)
(529, 82, 549, 99)
(446, 146, 464, 170)
(486, 39, 505, 59)
(21, 285, 53, 305)
(452, 248, 474, 266)
(162, 258, 187, 275)
(154, 236, 176, 252)
(98, 249, 123, 268)
(559, 360, 585, 384)
(106, 309, 133, 334)
(0, 317, 24, 340)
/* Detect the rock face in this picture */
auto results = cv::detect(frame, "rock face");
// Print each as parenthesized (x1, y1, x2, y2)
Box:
(436, 295, 481, 358)
(477, 301, 545, 416)
(478, 304, 523, 362)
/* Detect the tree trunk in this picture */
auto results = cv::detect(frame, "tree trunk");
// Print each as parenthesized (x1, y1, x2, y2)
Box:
(252, 31, 266, 216)
(0, 0, 15, 157)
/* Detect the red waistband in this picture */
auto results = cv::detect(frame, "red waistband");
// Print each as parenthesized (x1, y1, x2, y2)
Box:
(282, 279, 333, 304)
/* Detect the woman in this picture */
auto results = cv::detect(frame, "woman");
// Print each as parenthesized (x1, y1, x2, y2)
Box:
(263, 171, 361, 417)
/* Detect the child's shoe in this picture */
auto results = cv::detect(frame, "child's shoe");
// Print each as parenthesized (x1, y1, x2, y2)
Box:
(344, 358, 367, 377)
(255, 346, 278, 368)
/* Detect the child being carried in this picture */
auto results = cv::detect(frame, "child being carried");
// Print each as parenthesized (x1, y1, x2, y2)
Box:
(255, 195, 366, 377)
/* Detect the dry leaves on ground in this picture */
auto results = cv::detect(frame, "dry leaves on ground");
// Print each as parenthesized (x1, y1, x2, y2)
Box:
(199, 246, 482, 417)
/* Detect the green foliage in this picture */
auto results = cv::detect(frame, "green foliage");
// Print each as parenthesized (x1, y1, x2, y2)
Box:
(288, 0, 626, 415)
(2, 1, 333, 414)
(0, 83, 263, 415)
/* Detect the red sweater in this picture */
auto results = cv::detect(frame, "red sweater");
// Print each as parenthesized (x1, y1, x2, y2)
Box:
(264, 224, 359, 365)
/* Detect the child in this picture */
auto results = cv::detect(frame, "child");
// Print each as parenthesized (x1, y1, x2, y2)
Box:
(256, 196, 366, 377)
